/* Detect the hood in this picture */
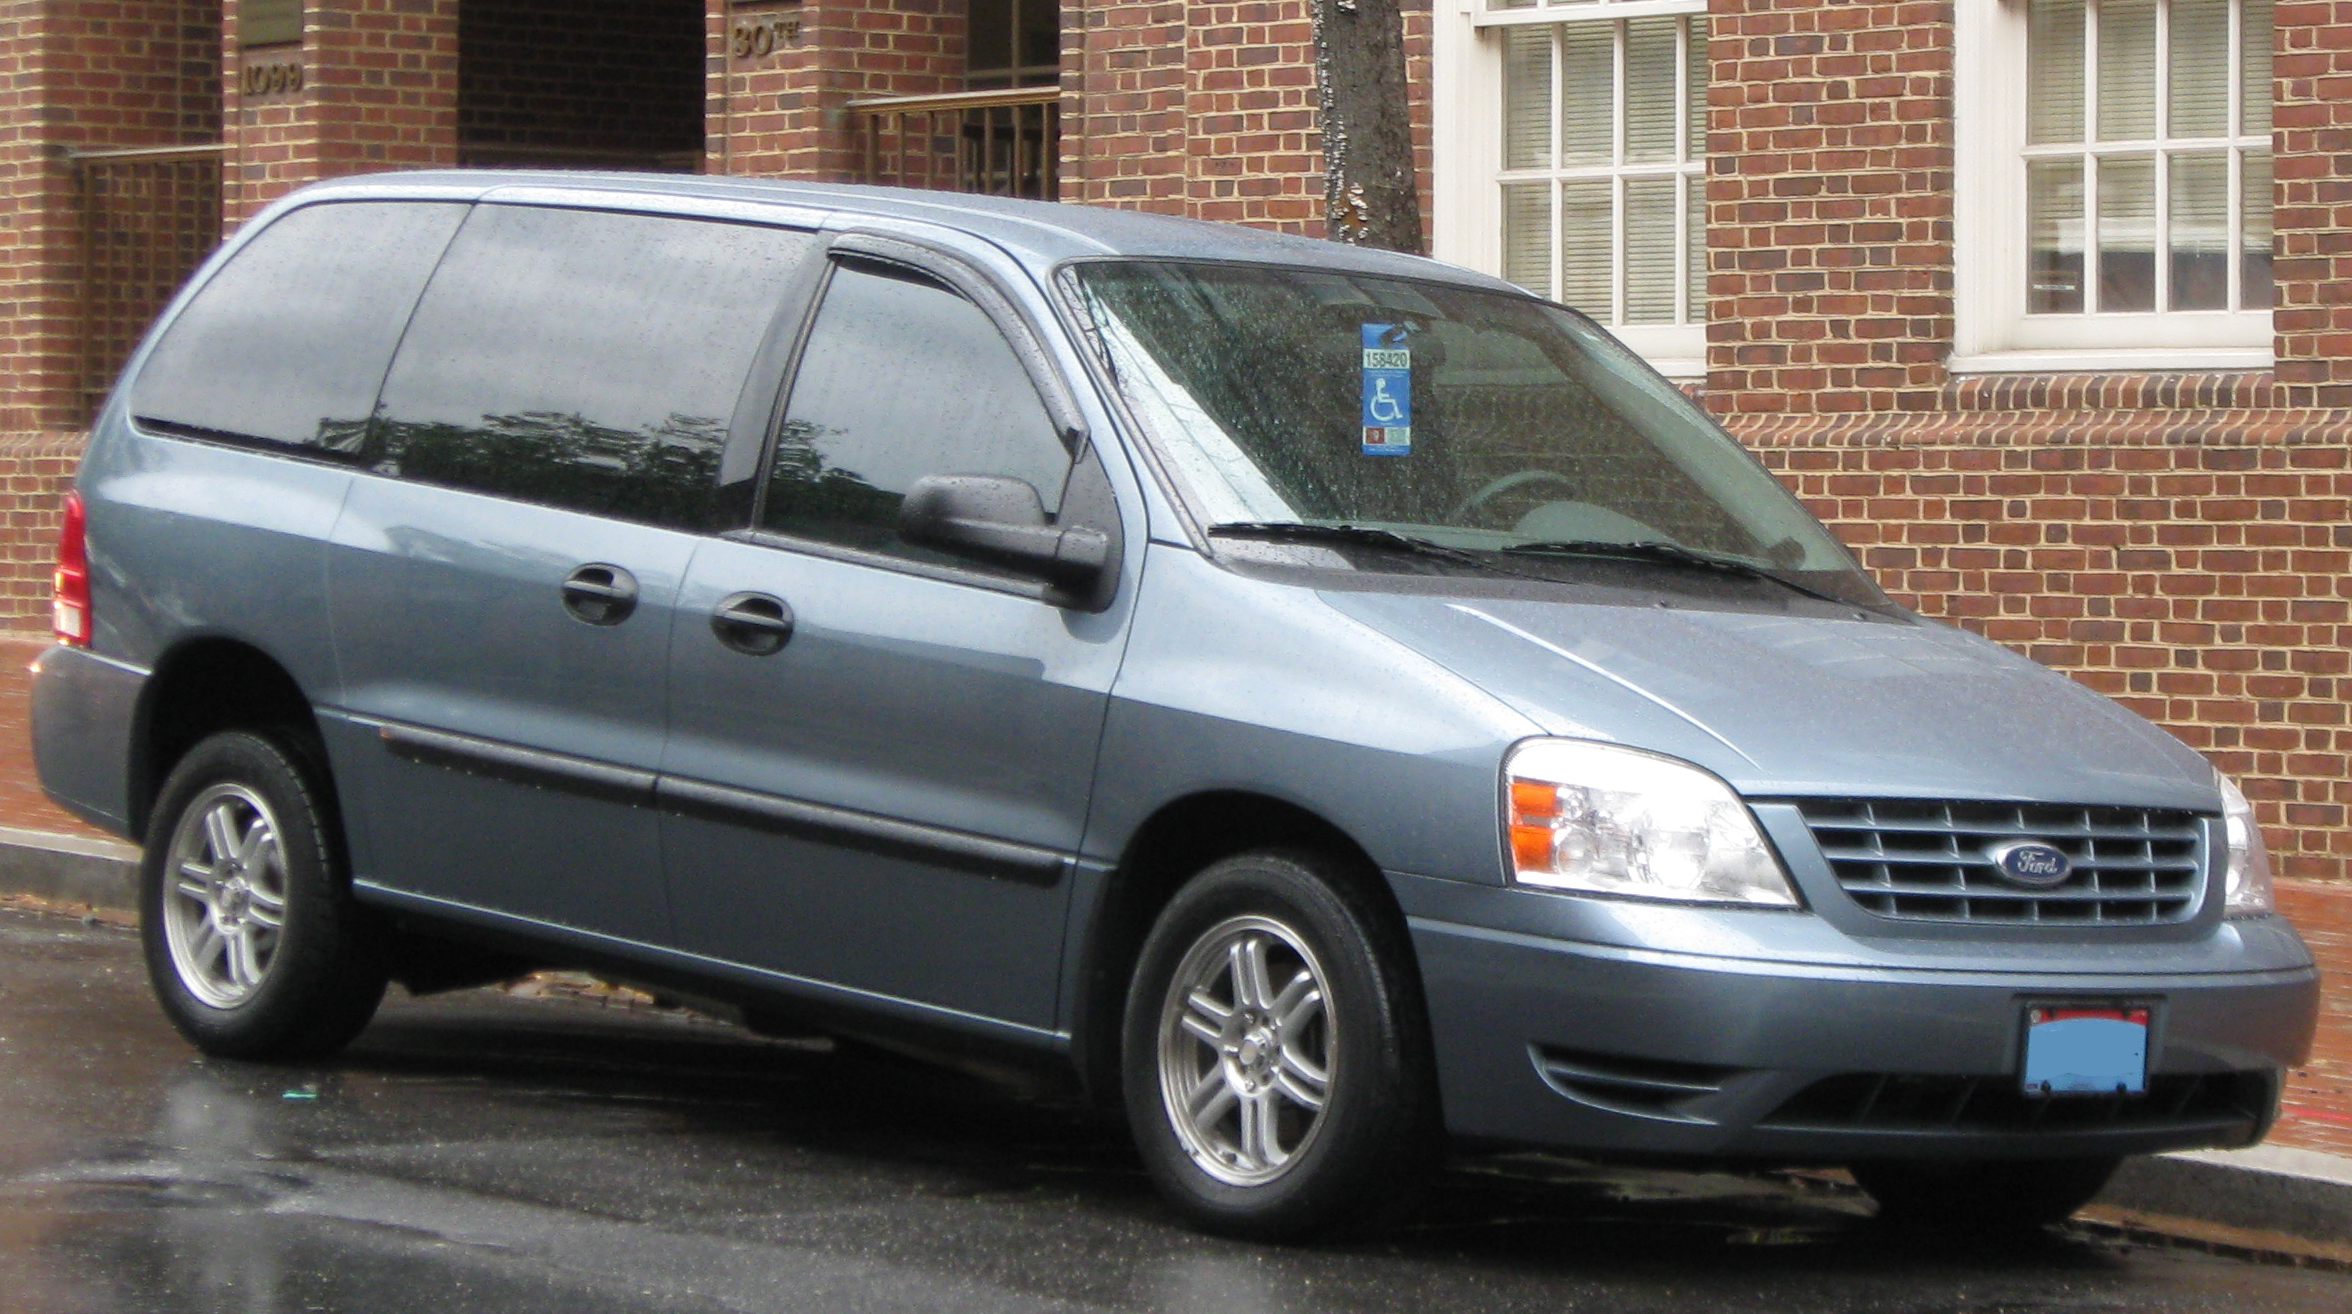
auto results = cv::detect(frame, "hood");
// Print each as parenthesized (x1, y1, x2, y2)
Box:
(1319, 591, 2220, 810)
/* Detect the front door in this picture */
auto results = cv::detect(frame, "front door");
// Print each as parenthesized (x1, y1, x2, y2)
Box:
(659, 252, 1129, 1033)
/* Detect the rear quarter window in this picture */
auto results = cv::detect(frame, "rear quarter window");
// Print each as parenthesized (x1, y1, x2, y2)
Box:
(371, 205, 815, 532)
(130, 201, 470, 454)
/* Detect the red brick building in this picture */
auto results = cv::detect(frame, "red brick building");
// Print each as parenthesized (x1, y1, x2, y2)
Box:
(3, 0, 2351, 884)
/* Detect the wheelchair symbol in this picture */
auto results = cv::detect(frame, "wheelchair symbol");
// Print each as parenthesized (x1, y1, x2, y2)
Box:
(1366, 377, 1406, 425)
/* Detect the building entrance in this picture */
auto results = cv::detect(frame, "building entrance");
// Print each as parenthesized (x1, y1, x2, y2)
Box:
(458, 0, 706, 172)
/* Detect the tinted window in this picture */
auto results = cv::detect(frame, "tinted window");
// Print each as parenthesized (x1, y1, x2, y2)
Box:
(374, 206, 813, 530)
(760, 261, 1070, 558)
(131, 201, 467, 453)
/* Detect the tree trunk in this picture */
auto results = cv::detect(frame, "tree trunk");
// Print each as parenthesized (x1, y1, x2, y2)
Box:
(1313, 0, 1424, 255)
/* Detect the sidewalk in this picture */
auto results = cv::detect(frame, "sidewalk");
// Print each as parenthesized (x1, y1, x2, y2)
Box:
(1, 634, 2348, 1251)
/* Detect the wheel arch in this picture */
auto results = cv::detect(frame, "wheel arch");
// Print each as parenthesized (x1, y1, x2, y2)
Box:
(128, 636, 327, 844)
(1070, 790, 1426, 1107)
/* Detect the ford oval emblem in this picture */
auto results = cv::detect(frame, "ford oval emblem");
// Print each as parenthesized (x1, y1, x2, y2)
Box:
(1987, 840, 2073, 887)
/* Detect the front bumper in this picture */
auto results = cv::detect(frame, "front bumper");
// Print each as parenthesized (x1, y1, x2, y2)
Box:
(1406, 891, 2320, 1163)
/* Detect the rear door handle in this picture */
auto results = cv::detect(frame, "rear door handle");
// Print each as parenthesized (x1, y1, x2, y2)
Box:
(562, 563, 639, 626)
(711, 592, 795, 656)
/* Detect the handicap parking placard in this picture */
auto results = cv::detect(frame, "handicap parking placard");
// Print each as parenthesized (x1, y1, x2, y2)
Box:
(1361, 323, 1412, 456)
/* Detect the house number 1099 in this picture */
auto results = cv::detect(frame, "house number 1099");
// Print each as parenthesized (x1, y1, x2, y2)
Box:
(242, 57, 304, 98)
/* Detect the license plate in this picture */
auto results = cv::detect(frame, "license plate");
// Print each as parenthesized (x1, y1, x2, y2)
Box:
(2022, 1005, 2149, 1096)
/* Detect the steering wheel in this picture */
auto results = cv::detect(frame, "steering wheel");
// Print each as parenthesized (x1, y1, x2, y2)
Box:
(1449, 469, 1581, 525)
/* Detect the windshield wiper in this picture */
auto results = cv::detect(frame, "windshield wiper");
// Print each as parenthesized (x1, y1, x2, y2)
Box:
(1209, 522, 1550, 581)
(1500, 539, 1856, 606)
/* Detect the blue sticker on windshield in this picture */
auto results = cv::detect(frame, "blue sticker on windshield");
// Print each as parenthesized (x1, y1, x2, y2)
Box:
(1361, 323, 1412, 455)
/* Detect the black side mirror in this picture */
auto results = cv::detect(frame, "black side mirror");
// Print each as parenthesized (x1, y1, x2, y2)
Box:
(897, 474, 1110, 594)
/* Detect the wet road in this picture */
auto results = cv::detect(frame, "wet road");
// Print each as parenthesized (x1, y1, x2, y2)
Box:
(2, 904, 2347, 1314)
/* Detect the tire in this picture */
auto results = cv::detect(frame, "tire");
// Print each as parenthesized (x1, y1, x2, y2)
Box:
(1851, 1156, 2123, 1233)
(140, 729, 389, 1061)
(1121, 848, 1438, 1240)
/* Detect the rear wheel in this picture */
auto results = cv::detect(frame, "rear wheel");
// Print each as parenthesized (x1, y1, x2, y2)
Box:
(1851, 1156, 2122, 1233)
(141, 730, 388, 1060)
(1122, 849, 1436, 1240)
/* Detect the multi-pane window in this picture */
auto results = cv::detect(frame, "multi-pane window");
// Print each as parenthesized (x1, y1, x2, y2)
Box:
(1498, 11, 1707, 329)
(2025, 0, 2273, 316)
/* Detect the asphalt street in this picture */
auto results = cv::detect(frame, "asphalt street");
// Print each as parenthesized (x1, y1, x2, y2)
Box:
(2, 902, 2348, 1314)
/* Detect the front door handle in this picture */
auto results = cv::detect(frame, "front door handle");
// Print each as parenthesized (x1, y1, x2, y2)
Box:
(562, 563, 638, 626)
(711, 592, 795, 656)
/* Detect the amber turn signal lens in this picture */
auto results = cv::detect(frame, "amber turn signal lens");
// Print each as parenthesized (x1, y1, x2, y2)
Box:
(1510, 823, 1555, 870)
(1510, 779, 1558, 820)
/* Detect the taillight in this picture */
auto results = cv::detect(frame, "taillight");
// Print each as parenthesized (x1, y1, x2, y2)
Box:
(54, 489, 90, 647)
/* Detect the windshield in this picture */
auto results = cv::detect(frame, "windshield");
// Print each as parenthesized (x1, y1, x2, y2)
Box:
(1070, 260, 1872, 595)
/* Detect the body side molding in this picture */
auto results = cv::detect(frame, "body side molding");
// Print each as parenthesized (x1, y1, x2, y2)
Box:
(370, 718, 1066, 885)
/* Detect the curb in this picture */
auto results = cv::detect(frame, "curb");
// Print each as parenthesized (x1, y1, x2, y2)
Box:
(0, 829, 2347, 1255)
(2097, 1143, 2352, 1252)
(0, 825, 138, 913)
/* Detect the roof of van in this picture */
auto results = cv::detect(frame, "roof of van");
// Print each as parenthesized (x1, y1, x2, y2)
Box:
(291, 170, 1524, 293)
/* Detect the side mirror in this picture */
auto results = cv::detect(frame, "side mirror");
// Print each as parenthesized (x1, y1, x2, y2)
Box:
(897, 474, 1110, 593)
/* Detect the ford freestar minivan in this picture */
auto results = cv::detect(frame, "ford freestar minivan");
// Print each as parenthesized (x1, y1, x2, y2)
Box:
(33, 174, 2319, 1240)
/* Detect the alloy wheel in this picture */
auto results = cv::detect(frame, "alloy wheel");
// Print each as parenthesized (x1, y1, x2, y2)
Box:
(1155, 913, 1335, 1187)
(160, 782, 289, 1008)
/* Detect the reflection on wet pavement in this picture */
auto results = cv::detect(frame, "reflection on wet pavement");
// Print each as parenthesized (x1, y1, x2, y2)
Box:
(2, 904, 2348, 1314)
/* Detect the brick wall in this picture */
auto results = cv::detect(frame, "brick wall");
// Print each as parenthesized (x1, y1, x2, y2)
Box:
(460, 0, 704, 168)
(222, 0, 461, 225)
(1703, 0, 1953, 416)
(1061, 0, 1435, 241)
(0, 434, 88, 631)
(2275, 1, 2352, 407)
(710, 0, 966, 182)
(1, 1, 214, 615)
(1, 0, 219, 434)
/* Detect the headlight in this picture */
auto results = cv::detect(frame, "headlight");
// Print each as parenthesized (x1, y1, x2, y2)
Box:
(1503, 739, 1800, 907)
(2218, 770, 2275, 917)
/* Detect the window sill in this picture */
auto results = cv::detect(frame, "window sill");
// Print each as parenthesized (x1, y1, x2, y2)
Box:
(1946, 347, 2274, 375)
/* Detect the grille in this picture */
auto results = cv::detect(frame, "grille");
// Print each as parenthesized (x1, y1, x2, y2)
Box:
(1792, 798, 2204, 925)
(1758, 1070, 2270, 1136)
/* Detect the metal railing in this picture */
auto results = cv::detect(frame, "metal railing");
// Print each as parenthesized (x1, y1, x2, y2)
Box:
(847, 86, 1060, 201)
(73, 144, 225, 423)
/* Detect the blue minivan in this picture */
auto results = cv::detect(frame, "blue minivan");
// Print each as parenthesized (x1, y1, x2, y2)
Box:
(33, 174, 2320, 1239)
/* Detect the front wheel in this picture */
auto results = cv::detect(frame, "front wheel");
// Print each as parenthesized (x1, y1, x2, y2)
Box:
(1850, 1156, 2123, 1233)
(141, 730, 389, 1060)
(1122, 849, 1437, 1240)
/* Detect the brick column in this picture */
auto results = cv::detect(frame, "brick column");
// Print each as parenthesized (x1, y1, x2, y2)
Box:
(0, 1, 79, 435)
(710, 0, 964, 182)
(1063, 0, 1190, 207)
(1180, 0, 1321, 232)
(223, 0, 460, 226)
(1064, 0, 1329, 231)
(1703, 0, 1956, 417)
(2273, 2, 2352, 407)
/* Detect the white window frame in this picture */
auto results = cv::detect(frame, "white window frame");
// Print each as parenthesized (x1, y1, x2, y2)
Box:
(1953, 0, 2274, 374)
(1433, 0, 1709, 379)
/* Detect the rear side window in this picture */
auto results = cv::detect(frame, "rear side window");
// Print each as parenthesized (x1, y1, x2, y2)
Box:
(374, 206, 814, 531)
(758, 260, 1072, 558)
(131, 201, 468, 454)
